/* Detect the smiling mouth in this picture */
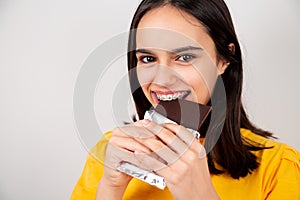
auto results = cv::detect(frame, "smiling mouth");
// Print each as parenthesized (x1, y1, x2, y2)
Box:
(152, 90, 191, 102)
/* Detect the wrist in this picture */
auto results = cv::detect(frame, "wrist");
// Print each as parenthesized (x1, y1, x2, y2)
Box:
(199, 182, 220, 200)
(95, 179, 128, 200)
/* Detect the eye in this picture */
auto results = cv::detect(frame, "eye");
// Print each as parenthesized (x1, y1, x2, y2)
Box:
(139, 56, 156, 63)
(176, 54, 195, 62)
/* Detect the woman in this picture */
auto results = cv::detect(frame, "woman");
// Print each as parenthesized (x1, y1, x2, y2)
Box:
(71, 0, 300, 199)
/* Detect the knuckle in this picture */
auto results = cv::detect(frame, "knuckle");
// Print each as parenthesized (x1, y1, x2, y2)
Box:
(108, 137, 117, 144)
(171, 174, 181, 183)
(184, 150, 198, 162)
(128, 137, 137, 145)
(180, 162, 190, 173)
(169, 163, 189, 183)
(157, 127, 175, 141)
(153, 125, 165, 135)
(177, 124, 185, 130)
(151, 140, 164, 151)
(119, 126, 131, 136)
(177, 125, 186, 132)
(112, 127, 121, 135)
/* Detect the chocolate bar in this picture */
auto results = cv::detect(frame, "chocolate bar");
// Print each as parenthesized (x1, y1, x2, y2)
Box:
(153, 99, 212, 131)
(117, 99, 211, 189)
(144, 109, 201, 140)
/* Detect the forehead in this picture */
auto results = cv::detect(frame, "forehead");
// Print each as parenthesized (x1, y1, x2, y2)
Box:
(136, 5, 214, 51)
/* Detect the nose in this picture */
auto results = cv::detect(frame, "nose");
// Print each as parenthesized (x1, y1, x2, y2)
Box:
(152, 64, 178, 87)
(137, 53, 180, 88)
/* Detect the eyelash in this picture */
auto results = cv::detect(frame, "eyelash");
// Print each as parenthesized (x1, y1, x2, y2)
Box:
(138, 54, 196, 64)
(176, 54, 195, 62)
(139, 56, 156, 63)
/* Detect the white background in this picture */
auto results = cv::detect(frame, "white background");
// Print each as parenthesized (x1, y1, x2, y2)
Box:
(0, 0, 299, 199)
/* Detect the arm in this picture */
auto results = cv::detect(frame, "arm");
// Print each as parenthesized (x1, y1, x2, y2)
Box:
(95, 179, 127, 200)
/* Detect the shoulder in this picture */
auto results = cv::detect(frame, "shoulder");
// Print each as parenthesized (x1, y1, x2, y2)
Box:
(242, 129, 300, 198)
(241, 128, 300, 182)
(241, 128, 300, 164)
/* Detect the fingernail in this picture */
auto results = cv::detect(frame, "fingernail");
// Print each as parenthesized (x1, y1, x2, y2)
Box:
(142, 119, 150, 125)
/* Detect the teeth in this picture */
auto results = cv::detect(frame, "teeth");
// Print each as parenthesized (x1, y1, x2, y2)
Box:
(156, 92, 188, 101)
(172, 93, 178, 100)
(178, 93, 185, 98)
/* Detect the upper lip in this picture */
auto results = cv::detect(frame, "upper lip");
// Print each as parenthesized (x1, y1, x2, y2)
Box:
(152, 90, 189, 95)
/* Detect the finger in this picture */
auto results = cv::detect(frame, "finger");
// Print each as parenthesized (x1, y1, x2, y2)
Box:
(143, 121, 207, 162)
(142, 120, 188, 155)
(105, 142, 135, 169)
(133, 152, 167, 171)
(105, 142, 164, 171)
(154, 144, 207, 185)
(137, 137, 181, 165)
(109, 136, 151, 154)
(171, 140, 207, 166)
(113, 125, 154, 139)
(154, 162, 185, 185)
(163, 123, 195, 145)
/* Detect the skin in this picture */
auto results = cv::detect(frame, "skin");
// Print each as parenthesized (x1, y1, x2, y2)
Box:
(96, 5, 233, 200)
(136, 6, 228, 107)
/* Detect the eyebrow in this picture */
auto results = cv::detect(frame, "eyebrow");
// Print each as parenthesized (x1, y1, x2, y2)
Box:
(136, 46, 203, 54)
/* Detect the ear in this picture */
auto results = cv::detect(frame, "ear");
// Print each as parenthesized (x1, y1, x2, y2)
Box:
(217, 43, 235, 75)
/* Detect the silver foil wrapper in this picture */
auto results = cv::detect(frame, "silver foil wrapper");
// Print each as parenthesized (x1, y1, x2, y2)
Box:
(116, 162, 166, 189)
(116, 110, 200, 190)
(144, 110, 201, 139)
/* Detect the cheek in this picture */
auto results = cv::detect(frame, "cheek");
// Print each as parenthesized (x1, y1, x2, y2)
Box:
(188, 73, 213, 104)
(140, 83, 154, 106)
(136, 65, 156, 87)
(136, 66, 153, 98)
(140, 83, 150, 97)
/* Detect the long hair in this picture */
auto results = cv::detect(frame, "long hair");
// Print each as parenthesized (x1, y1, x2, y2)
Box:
(127, 0, 273, 179)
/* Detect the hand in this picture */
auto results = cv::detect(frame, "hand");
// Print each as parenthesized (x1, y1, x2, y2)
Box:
(97, 121, 167, 197)
(138, 120, 220, 200)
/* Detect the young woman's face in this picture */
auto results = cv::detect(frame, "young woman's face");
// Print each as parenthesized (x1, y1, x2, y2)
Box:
(136, 5, 228, 107)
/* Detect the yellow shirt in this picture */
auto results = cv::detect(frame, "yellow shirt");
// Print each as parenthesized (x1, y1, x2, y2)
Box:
(70, 129, 300, 200)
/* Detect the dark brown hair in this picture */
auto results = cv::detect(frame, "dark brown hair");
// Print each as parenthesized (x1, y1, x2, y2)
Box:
(127, 0, 273, 179)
